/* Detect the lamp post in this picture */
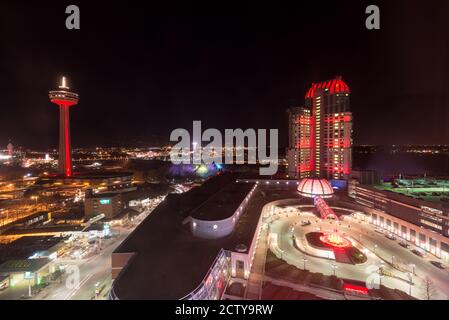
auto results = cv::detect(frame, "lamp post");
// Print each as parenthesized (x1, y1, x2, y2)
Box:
(280, 249, 285, 260)
(391, 255, 395, 266)
(31, 196, 38, 208)
(374, 244, 378, 254)
(331, 263, 338, 276)
(409, 263, 416, 275)
(24, 271, 34, 297)
(302, 257, 308, 271)
(28, 278, 32, 297)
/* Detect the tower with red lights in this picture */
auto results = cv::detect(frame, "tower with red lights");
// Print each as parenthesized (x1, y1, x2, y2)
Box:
(49, 77, 79, 177)
(288, 76, 352, 180)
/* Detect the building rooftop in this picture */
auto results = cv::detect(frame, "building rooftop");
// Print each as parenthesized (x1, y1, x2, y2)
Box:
(88, 192, 121, 199)
(0, 236, 66, 264)
(0, 258, 51, 273)
(305, 76, 350, 99)
(190, 183, 254, 221)
(373, 179, 449, 205)
(72, 171, 133, 179)
(112, 179, 300, 300)
(42, 171, 133, 182)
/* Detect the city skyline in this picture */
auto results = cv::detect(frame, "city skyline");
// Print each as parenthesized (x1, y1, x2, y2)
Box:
(2, 1, 449, 304)
(1, 1, 449, 149)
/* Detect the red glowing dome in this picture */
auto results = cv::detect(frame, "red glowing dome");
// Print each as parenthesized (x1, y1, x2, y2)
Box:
(297, 178, 334, 198)
(305, 76, 350, 99)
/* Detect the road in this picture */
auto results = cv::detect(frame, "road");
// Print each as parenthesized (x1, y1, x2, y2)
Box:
(266, 206, 449, 300)
(346, 217, 449, 299)
(0, 200, 163, 300)
(37, 228, 131, 300)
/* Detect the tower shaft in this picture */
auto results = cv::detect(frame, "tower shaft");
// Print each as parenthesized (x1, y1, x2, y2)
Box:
(58, 105, 72, 177)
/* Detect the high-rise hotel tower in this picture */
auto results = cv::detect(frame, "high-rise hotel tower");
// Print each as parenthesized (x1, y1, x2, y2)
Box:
(287, 76, 352, 180)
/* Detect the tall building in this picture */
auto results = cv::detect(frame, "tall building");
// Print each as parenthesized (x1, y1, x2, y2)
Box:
(48, 77, 79, 177)
(287, 76, 352, 180)
(287, 107, 312, 179)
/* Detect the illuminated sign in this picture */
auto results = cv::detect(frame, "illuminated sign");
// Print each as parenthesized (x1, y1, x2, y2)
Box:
(99, 199, 110, 205)
(24, 272, 34, 280)
(343, 283, 369, 295)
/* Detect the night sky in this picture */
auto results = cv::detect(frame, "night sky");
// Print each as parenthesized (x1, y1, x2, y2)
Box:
(1, 1, 449, 149)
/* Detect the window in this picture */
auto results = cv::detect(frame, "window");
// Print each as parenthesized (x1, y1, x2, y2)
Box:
(419, 233, 426, 242)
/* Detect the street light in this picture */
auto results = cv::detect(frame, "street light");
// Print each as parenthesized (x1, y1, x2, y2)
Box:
(379, 273, 383, 287)
(31, 195, 38, 207)
(391, 255, 395, 265)
(302, 257, 308, 270)
(374, 244, 378, 254)
(409, 263, 416, 275)
(331, 263, 338, 276)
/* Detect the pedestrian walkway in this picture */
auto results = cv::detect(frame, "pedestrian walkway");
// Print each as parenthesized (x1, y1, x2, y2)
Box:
(244, 224, 269, 300)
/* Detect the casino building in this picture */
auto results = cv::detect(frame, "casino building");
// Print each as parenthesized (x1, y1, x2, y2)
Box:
(288, 76, 352, 180)
(109, 174, 306, 300)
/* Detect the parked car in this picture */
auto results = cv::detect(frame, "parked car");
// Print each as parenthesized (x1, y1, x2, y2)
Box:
(301, 220, 311, 226)
(430, 261, 445, 269)
(385, 233, 396, 240)
(411, 249, 425, 257)
(399, 241, 410, 248)
(0, 282, 8, 291)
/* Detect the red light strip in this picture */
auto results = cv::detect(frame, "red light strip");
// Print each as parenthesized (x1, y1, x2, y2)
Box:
(343, 283, 369, 295)
(64, 106, 71, 177)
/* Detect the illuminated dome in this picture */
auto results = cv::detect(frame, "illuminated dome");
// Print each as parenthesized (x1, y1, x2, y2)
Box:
(305, 76, 350, 99)
(297, 178, 334, 198)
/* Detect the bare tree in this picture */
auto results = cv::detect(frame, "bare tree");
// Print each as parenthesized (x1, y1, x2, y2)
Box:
(423, 277, 436, 300)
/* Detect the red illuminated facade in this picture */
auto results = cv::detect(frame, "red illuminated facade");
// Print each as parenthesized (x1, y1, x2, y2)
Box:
(49, 77, 79, 177)
(288, 76, 352, 180)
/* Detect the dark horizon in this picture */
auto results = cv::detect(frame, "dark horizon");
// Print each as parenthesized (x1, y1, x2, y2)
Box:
(1, 1, 449, 149)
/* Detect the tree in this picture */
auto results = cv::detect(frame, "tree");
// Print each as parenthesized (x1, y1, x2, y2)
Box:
(423, 277, 436, 300)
